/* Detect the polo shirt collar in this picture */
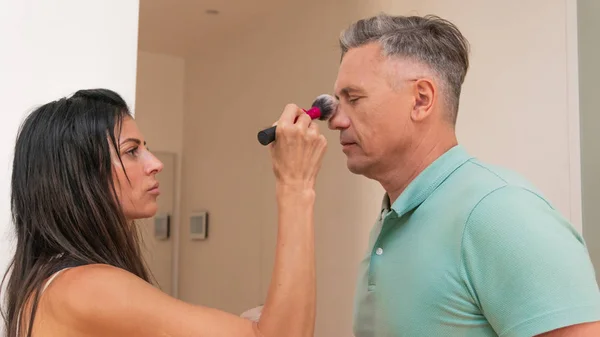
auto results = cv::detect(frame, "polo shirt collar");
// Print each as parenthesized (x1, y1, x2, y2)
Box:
(383, 144, 473, 218)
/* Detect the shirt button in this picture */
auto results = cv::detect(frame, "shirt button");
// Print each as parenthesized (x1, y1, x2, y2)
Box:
(375, 247, 383, 255)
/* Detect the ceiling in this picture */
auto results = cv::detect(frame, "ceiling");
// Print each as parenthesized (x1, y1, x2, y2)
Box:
(138, 0, 285, 57)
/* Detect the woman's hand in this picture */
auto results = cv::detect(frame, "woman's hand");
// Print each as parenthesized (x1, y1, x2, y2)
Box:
(269, 104, 327, 192)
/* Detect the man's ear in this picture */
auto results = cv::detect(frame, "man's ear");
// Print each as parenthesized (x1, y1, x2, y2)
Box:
(411, 78, 436, 122)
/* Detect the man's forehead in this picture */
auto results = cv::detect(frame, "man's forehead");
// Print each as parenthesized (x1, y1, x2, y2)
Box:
(334, 43, 386, 93)
(334, 47, 432, 93)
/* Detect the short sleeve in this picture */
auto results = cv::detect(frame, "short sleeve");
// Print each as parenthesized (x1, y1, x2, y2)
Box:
(461, 185, 600, 337)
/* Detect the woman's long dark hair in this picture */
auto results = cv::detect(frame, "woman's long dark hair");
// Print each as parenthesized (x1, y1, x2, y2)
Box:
(1, 88, 151, 337)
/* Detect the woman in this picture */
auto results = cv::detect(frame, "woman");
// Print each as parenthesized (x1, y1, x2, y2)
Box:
(1, 88, 327, 337)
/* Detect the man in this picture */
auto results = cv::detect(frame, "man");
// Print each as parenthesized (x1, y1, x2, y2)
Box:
(328, 13, 600, 337)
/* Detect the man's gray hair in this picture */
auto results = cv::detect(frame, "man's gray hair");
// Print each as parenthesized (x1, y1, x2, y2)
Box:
(339, 13, 470, 124)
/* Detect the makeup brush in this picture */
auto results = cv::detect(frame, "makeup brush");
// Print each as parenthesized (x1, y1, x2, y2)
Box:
(257, 94, 337, 146)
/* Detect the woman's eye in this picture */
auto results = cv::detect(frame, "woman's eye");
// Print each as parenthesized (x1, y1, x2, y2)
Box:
(126, 147, 139, 157)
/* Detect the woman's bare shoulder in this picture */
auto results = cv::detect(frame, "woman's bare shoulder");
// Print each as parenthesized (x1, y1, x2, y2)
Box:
(41, 264, 255, 337)
(43, 264, 158, 333)
(48, 263, 148, 300)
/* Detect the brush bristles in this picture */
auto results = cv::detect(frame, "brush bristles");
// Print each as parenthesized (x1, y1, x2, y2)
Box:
(311, 94, 338, 121)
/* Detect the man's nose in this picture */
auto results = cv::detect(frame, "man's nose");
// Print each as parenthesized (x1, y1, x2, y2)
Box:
(328, 107, 351, 130)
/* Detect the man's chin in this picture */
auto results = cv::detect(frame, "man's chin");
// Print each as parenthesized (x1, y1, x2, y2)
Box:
(346, 157, 380, 180)
(346, 159, 367, 175)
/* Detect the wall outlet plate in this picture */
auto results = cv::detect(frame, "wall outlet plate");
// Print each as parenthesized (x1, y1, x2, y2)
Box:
(190, 211, 208, 240)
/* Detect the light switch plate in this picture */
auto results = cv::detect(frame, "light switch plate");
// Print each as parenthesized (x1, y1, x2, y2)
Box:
(190, 211, 208, 240)
(154, 213, 170, 240)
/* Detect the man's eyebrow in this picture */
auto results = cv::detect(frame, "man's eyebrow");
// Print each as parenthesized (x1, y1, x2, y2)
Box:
(335, 86, 364, 99)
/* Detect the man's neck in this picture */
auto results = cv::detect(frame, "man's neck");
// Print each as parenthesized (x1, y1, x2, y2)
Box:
(380, 134, 458, 205)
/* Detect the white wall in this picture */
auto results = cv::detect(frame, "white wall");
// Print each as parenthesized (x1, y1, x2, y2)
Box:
(577, 0, 600, 280)
(0, 0, 140, 333)
(134, 50, 185, 297)
(175, 1, 583, 336)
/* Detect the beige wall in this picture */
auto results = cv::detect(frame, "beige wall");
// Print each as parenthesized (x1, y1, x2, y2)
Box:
(578, 0, 600, 281)
(136, 1, 583, 336)
(134, 50, 185, 297)
(178, 5, 384, 334)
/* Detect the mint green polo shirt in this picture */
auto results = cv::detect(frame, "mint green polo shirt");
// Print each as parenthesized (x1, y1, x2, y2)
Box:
(353, 145, 600, 337)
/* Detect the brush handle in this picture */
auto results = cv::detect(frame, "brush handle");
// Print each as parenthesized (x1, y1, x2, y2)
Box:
(257, 107, 321, 146)
(257, 125, 277, 145)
